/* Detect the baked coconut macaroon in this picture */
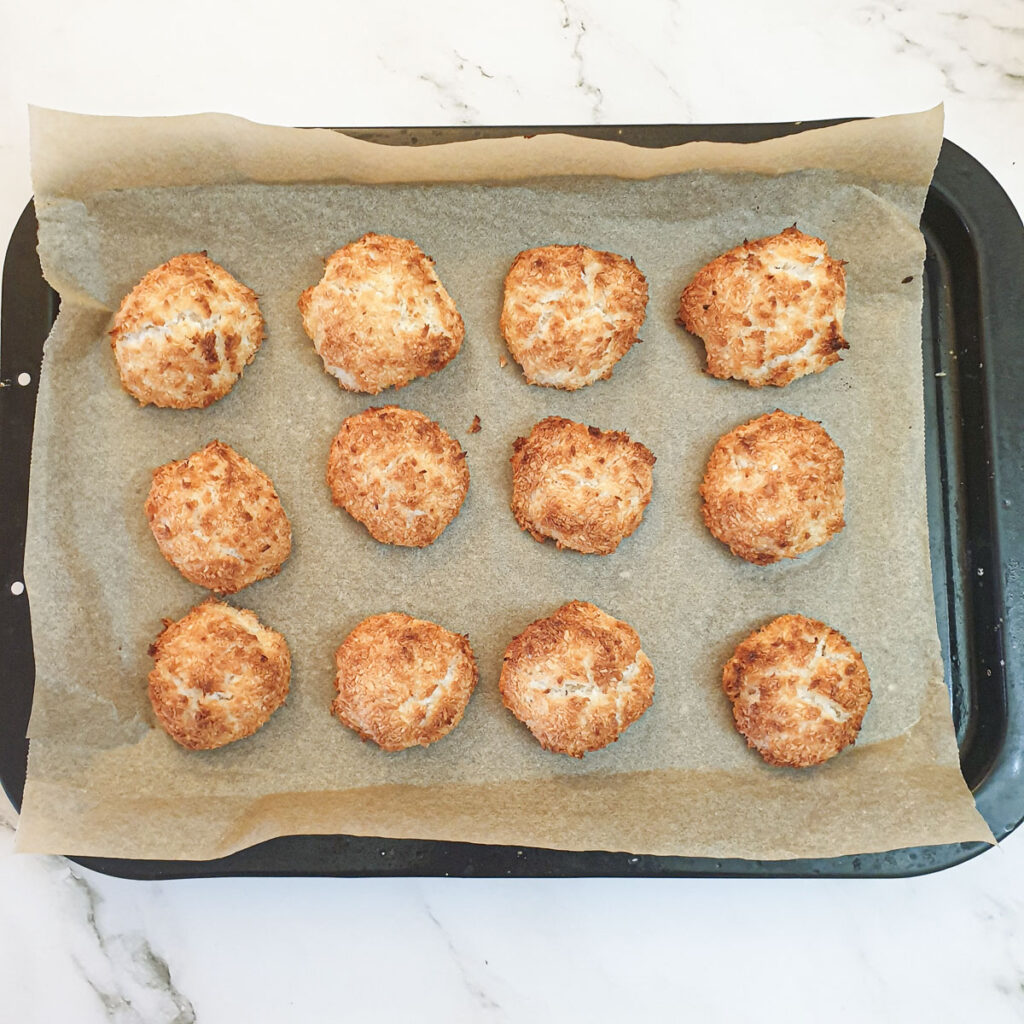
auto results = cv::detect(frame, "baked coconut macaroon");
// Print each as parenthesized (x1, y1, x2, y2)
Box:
(145, 440, 292, 594)
(499, 600, 655, 757)
(331, 613, 478, 751)
(678, 227, 847, 387)
(148, 599, 290, 751)
(298, 233, 465, 394)
(510, 416, 655, 555)
(723, 614, 871, 768)
(500, 244, 648, 389)
(110, 252, 265, 408)
(326, 405, 469, 547)
(701, 410, 844, 565)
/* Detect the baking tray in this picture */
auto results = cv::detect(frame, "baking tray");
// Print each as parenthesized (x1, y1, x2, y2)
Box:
(2, 122, 1021, 879)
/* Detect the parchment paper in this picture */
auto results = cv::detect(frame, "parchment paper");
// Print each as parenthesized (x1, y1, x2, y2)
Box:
(15, 106, 993, 860)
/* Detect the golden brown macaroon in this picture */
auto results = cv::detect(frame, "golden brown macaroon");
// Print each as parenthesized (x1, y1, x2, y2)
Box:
(499, 600, 655, 757)
(326, 406, 469, 547)
(500, 244, 648, 389)
(723, 613, 871, 768)
(700, 410, 844, 565)
(145, 440, 292, 594)
(331, 613, 478, 751)
(298, 233, 465, 394)
(510, 417, 655, 555)
(678, 227, 847, 387)
(110, 252, 265, 408)
(148, 599, 290, 751)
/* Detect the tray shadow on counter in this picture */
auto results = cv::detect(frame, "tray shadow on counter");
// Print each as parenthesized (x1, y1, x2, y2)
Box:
(1, 127, 1021, 879)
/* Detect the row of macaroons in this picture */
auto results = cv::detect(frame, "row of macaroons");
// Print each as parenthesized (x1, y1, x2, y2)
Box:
(144, 407, 847, 598)
(147, 598, 872, 769)
(109, 227, 849, 410)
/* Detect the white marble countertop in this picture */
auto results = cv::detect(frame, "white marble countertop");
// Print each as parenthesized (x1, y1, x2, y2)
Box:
(1, 2, 1023, 1020)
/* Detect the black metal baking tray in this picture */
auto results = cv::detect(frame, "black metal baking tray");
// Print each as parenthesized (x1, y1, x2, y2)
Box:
(2, 122, 1021, 879)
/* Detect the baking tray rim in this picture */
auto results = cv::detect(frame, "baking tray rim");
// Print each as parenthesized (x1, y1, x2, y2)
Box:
(1, 119, 1021, 879)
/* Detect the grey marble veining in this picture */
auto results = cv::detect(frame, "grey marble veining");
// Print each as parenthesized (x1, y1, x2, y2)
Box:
(0, 819, 194, 1023)
(423, 899, 504, 1016)
(61, 869, 195, 1024)
(854, 1, 1024, 97)
(557, 0, 606, 120)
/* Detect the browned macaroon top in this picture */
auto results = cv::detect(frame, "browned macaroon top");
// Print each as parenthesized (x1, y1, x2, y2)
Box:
(298, 232, 465, 394)
(148, 598, 291, 751)
(110, 252, 265, 408)
(723, 613, 871, 768)
(145, 440, 292, 594)
(510, 416, 655, 555)
(678, 226, 847, 387)
(326, 405, 469, 548)
(700, 410, 845, 565)
(499, 600, 655, 757)
(332, 612, 478, 751)
(500, 244, 648, 389)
